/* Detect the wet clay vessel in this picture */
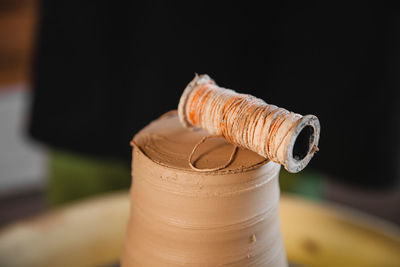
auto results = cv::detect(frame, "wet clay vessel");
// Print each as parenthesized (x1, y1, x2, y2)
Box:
(121, 111, 287, 267)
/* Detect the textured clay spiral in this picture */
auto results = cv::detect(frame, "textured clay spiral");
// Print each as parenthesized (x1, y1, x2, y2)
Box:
(178, 74, 320, 173)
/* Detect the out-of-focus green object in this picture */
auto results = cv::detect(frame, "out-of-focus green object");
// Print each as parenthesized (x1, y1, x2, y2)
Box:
(279, 169, 327, 200)
(48, 150, 130, 206)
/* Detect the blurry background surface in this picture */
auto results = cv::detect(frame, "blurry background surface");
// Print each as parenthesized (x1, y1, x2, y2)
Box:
(0, 0, 399, 229)
(0, 0, 47, 226)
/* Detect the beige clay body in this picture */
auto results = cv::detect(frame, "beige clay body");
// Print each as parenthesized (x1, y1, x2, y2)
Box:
(121, 112, 287, 266)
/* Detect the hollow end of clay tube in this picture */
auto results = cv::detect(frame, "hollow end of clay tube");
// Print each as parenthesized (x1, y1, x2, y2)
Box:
(284, 115, 320, 173)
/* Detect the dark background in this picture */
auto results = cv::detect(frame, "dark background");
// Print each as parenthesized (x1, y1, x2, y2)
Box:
(30, 2, 400, 187)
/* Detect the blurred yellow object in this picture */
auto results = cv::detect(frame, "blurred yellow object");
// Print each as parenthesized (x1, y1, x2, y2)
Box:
(0, 192, 129, 267)
(0, 192, 399, 267)
(280, 195, 400, 267)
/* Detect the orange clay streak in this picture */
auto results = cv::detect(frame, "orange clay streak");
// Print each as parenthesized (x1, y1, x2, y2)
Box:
(245, 102, 259, 146)
(265, 110, 281, 156)
(240, 102, 250, 145)
(221, 97, 237, 142)
(188, 85, 209, 125)
(197, 88, 213, 126)
(268, 114, 287, 157)
(227, 96, 244, 143)
(251, 106, 264, 148)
